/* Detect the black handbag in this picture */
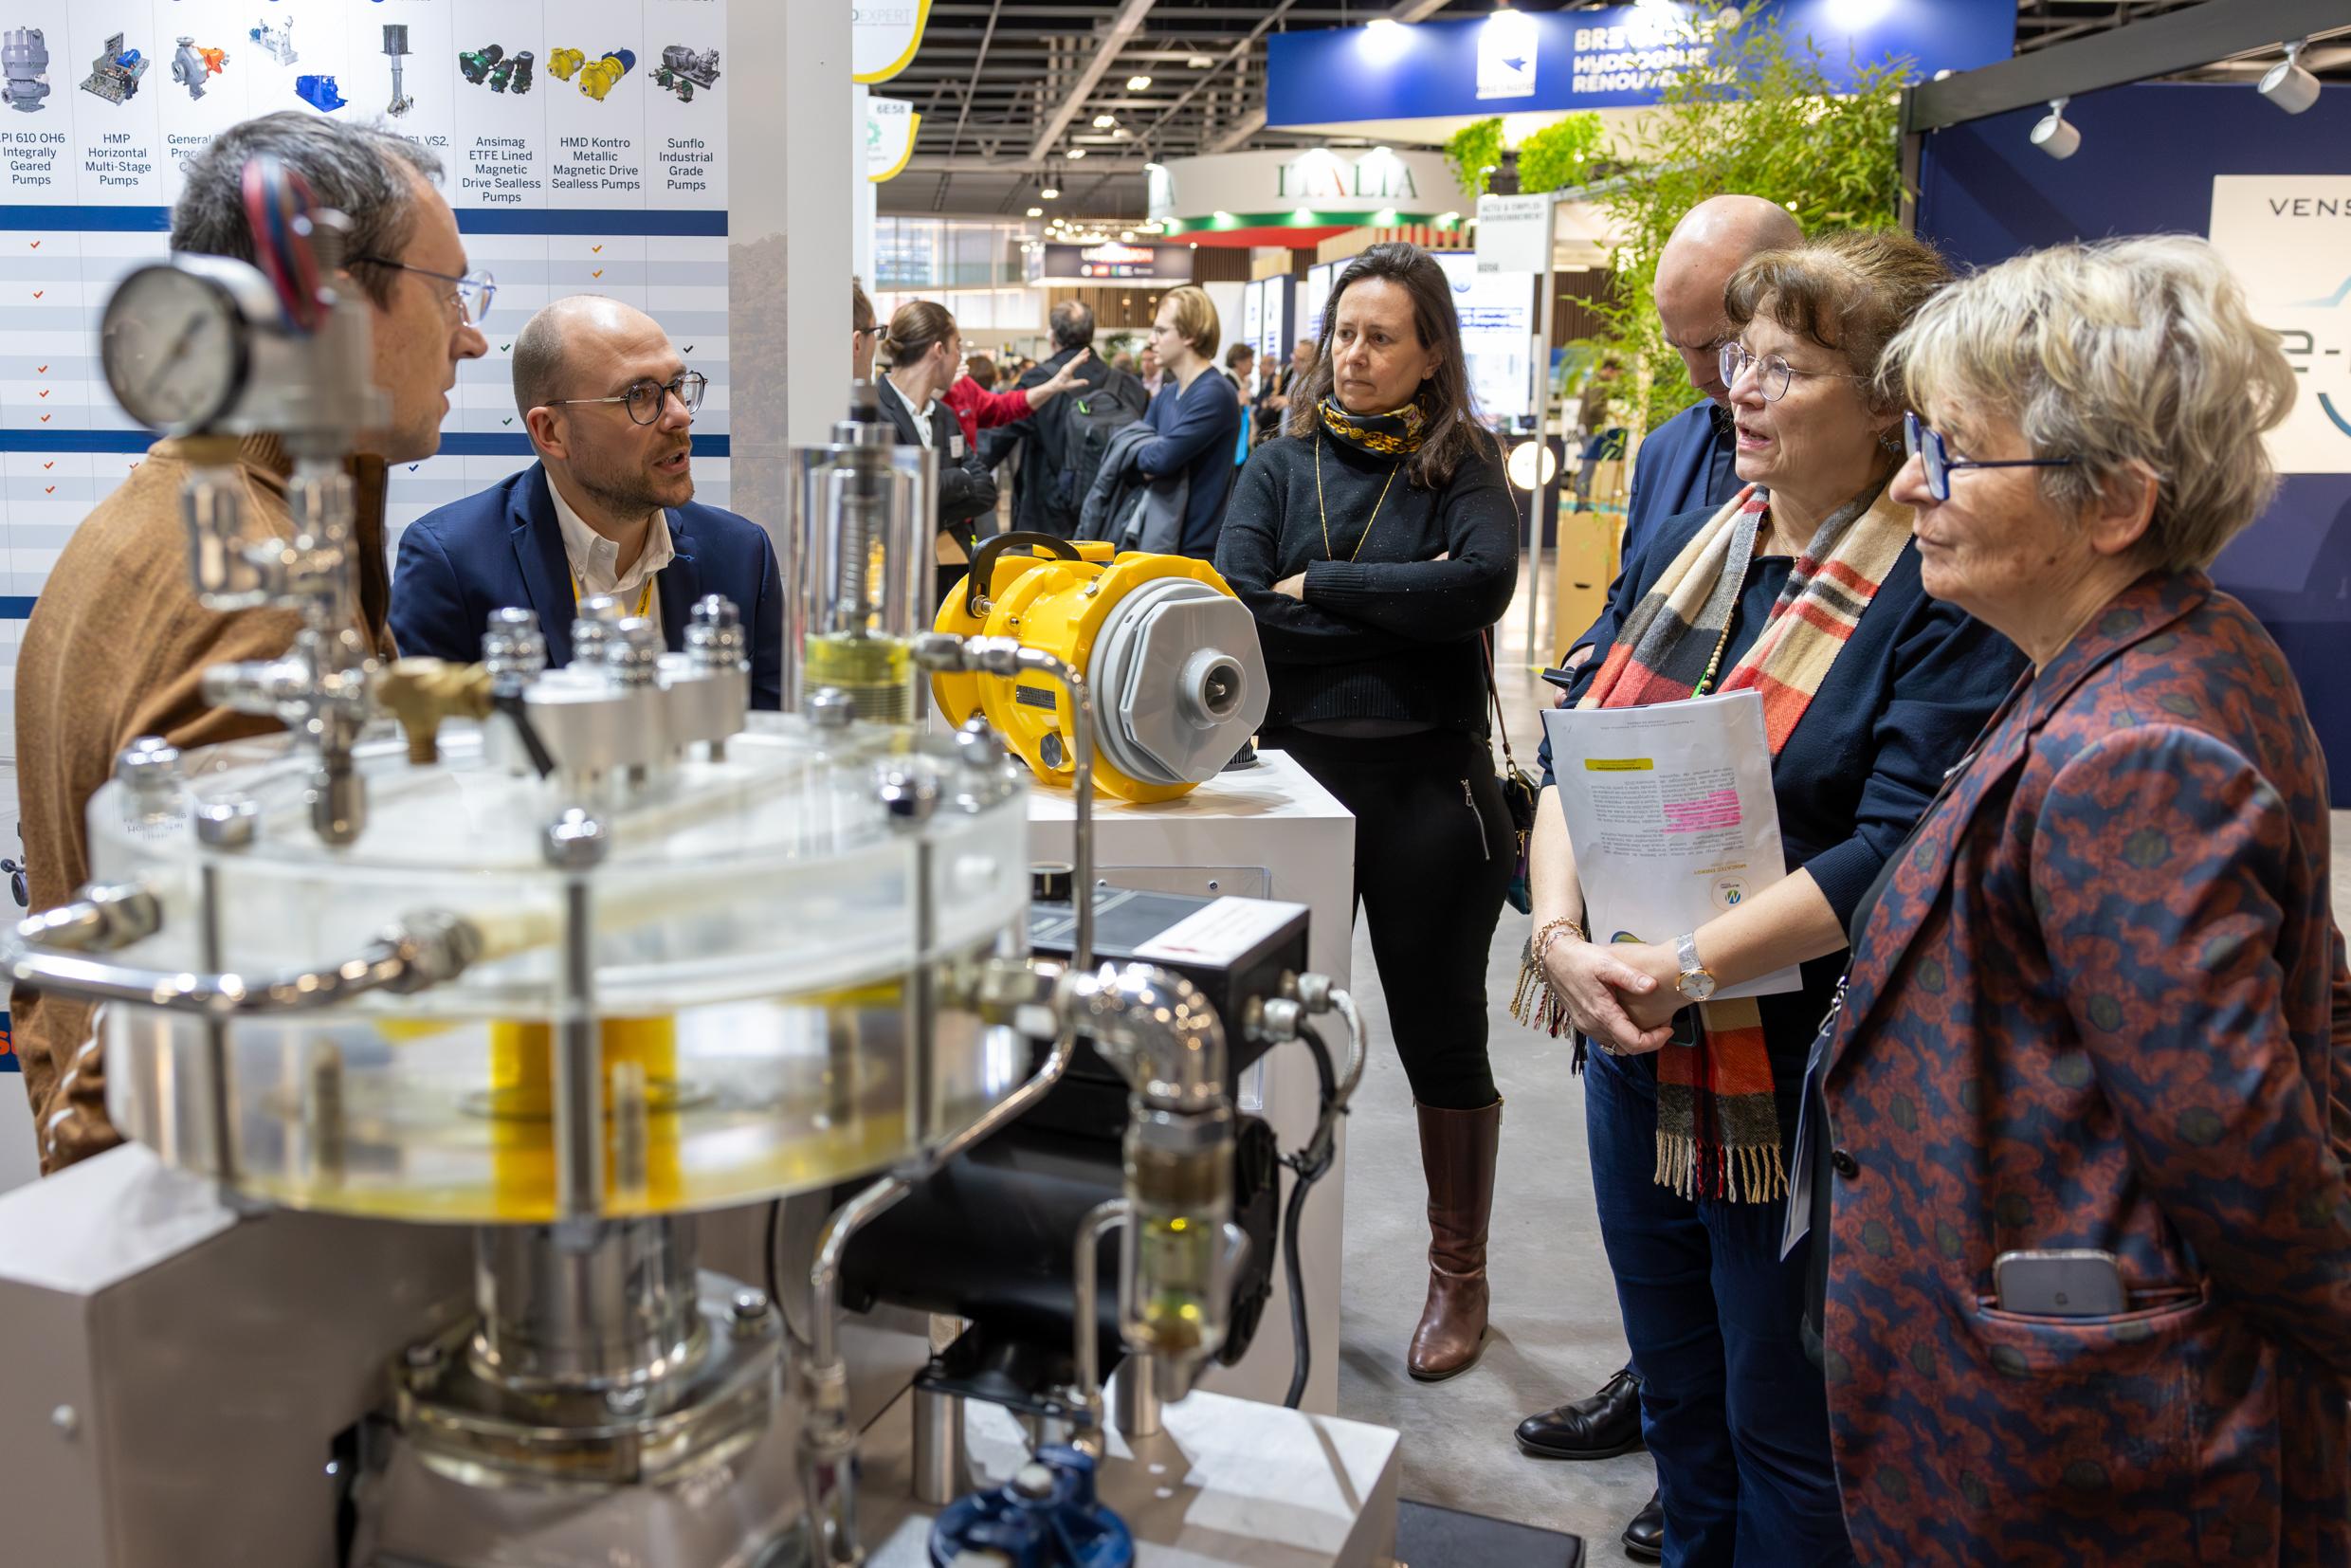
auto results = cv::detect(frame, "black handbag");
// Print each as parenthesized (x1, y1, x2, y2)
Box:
(1485, 631, 1540, 914)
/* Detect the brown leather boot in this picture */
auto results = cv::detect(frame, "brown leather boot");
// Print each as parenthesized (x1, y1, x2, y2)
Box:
(1408, 1099, 1503, 1381)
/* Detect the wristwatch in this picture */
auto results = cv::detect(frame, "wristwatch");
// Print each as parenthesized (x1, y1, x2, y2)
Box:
(1674, 931, 1717, 1002)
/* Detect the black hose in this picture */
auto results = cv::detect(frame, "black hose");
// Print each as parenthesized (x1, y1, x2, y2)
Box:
(1281, 1021, 1342, 1410)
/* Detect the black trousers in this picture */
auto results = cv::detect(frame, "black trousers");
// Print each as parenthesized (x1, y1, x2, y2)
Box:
(1265, 725, 1513, 1111)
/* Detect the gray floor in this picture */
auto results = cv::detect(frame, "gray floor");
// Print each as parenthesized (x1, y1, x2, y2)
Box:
(1331, 557, 2351, 1563)
(1333, 559, 1655, 1563)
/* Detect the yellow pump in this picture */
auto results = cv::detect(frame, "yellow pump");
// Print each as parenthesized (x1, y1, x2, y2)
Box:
(934, 536, 1269, 804)
(577, 51, 631, 100)
(545, 46, 584, 82)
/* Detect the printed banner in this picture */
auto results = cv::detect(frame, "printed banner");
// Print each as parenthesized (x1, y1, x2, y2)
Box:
(866, 94, 917, 182)
(2210, 176, 2351, 474)
(851, 0, 930, 85)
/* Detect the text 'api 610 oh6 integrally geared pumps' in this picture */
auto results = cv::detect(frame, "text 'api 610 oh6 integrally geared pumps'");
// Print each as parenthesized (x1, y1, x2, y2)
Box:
(0, 155, 1376, 1568)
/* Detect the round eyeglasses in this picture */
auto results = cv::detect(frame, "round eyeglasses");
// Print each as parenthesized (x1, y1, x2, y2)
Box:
(355, 257, 497, 326)
(1903, 410, 2078, 501)
(547, 372, 708, 427)
(1719, 341, 1868, 403)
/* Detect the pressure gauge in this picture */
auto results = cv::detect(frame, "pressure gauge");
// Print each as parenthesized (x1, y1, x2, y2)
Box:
(100, 261, 256, 433)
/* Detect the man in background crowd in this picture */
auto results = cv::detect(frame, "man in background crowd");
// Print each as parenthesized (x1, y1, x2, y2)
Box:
(980, 300, 1127, 537)
(1255, 336, 1315, 448)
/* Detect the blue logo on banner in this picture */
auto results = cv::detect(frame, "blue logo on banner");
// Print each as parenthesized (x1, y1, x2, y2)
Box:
(0, 1012, 15, 1073)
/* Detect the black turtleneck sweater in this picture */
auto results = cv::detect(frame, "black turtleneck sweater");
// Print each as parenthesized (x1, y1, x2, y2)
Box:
(1214, 428, 1520, 736)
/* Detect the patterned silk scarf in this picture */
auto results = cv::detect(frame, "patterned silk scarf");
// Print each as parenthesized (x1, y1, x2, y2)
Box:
(1318, 387, 1438, 458)
(1559, 479, 1911, 1202)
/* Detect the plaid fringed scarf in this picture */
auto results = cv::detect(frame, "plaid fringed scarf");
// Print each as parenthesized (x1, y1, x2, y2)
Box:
(1515, 479, 1911, 1202)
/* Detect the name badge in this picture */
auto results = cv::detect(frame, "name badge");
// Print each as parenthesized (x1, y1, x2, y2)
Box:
(950, 433, 966, 459)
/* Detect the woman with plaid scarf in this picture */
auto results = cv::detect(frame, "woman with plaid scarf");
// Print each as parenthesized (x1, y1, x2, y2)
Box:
(1512, 231, 2027, 1567)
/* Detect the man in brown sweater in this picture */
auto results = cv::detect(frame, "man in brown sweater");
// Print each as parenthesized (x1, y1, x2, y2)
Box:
(11, 112, 487, 1173)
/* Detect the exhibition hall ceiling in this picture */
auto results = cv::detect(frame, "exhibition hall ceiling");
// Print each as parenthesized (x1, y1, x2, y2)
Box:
(882, 0, 2347, 222)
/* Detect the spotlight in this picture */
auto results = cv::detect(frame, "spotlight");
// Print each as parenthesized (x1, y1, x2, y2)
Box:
(1068, 148, 1087, 159)
(1506, 440, 1558, 491)
(1027, 207, 1043, 216)
(1092, 114, 1115, 128)
(1186, 55, 1212, 69)
(1126, 75, 1151, 90)
(1041, 187, 1060, 198)
(2260, 40, 2321, 115)
(2029, 98, 2079, 160)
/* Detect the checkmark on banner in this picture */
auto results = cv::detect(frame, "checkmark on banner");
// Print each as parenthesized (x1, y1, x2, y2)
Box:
(27, 240, 37, 248)
(500, 343, 511, 352)
(42, 462, 52, 469)
(44, 486, 52, 494)
(501, 416, 514, 425)
(592, 270, 604, 279)
(592, 245, 603, 253)
(31, 291, 42, 299)
(683, 345, 694, 353)
(37, 390, 47, 397)
(39, 414, 50, 422)
(409, 464, 419, 472)
(35, 365, 46, 374)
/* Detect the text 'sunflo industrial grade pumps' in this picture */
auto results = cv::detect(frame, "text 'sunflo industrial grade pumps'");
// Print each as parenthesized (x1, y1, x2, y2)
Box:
(2, 27, 48, 112)
(248, 15, 294, 68)
(381, 24, 410, 115)
(172, 36, 228, 100)
(652, 44, 719, 102)
(82, 31, 147, 104)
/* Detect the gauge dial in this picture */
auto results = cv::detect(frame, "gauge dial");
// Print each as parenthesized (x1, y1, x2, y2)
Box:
(100, 264, 250, 432)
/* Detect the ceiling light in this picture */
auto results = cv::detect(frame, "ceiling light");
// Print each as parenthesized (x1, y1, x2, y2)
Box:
(1093, 114, 1116, 128)
(1186, 55, 1213, 69)
(1041, 187, 1060, 198)
(1111, 128, 1130, 139)
(1362, 16, 1414, 65)
(2029, 97, 2079, 159)
(2260, 40, 2321, 115)
(1121, 231, 1135, 241)
(1028, 207, 1044, 216)
(1068, 147, 1087, 159)
(1126, 75, 1151, 91)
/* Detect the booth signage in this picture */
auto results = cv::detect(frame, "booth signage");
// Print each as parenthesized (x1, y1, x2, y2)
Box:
(1475, 193, 1555, 275)
(1147, 148, 1467, 239)
(1042, 243, 1193, 283)
(1265, 0, 2014, 124)
(852, 0, 934, 84)
(1437, 253, 1534, 423)
(866, 97, 919, 182)
(2211, 175, 2351, 474)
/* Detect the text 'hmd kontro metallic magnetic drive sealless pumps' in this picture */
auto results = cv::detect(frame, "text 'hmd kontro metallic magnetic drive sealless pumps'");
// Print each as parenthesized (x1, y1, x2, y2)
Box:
(14, 157, 1375, 1568)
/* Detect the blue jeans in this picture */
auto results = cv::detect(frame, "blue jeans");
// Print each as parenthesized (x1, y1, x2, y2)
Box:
(1585, 1047, 1853, 1568)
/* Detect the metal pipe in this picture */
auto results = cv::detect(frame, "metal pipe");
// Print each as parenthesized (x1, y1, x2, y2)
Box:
(0, 910, 482, 1017)
(1069, 1197, 1131, 1448)
(909, 1386, 969, 1505)
(543, 811, 607, 1222)
(1112, 1332, 1162, 1440)
(1011, 645, 1094, 977)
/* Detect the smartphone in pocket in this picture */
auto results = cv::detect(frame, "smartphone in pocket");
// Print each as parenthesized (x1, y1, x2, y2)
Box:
(1994, 1249, 2125, 1316)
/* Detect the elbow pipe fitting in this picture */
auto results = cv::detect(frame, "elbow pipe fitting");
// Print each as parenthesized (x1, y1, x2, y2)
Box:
(18, 884, 161, 954)
(1070, 963, 1224, 1112)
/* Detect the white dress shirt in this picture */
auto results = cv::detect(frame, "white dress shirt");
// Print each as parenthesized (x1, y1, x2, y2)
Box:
(547, 472, 673, 635)
(882, 373, 938, 451)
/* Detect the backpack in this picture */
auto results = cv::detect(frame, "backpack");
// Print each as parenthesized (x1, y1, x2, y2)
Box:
(1049, 370, 1151, 536)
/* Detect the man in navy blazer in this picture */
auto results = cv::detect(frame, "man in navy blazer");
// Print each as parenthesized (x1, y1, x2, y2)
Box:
(392, 295, 784, 709)
(1564, 196, 1805, 664)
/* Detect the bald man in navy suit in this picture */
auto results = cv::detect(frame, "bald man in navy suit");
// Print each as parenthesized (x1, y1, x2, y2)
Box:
(392, 295, 783, 707)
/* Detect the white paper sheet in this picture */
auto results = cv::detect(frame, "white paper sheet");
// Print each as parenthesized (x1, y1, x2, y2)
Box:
(1541, 689, 1803, 1001)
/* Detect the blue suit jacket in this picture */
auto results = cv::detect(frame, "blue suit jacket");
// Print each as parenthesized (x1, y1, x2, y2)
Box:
(391, 463, 785, 710)
(1564, 396, 1737, 658)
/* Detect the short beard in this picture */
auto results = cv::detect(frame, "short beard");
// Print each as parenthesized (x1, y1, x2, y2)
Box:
(574, 442, 693, 520)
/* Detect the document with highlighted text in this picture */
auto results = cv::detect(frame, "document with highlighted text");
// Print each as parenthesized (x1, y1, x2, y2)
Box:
(1540, 689, 1802, 1001)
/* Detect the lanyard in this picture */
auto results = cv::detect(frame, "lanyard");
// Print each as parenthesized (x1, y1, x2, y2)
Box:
(571, 574, 654, 619)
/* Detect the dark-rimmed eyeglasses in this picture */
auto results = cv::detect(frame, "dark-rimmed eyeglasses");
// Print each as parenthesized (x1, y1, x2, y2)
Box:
(546, 371, 708, 426)
(1904, 410, 2079, 501)
(355, 257, 496, 325)
(1720, 341, 1868, 403)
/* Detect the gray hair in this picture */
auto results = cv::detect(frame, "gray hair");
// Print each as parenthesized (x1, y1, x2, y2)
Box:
(1048, 298, 1095, 352)
(171, 112, 443, 311)
(1883, 236, 2296, 573)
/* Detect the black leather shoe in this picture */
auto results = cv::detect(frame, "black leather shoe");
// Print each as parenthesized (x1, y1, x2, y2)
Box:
(1621, 1489, 1664, 1562)
(1512, 1364, 1644, 1460)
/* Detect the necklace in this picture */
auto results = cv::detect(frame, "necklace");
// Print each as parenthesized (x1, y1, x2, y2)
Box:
(1314, 435, 1402, 562)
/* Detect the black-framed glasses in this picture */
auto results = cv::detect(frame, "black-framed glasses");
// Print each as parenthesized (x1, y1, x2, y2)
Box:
(1720, 341, 1868, 403)
(354, 256, 496, 325)
(1904, 411, 2079, 501)
(547, 371, 708, 426)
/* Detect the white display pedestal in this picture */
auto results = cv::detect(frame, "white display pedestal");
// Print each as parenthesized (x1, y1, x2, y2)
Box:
(1030, 750, 1356, 1414)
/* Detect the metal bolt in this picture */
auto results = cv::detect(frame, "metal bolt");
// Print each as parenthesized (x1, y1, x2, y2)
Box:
(1012, 1462, 1057, 1501)
(1039, 731, 1066, 770)
(114, 736, 183, 789)
(194, 793, 261, 848)
(731, 1286, 772, 1326)
(874, 763, 939, 827)
(541, 807, 609, 870)
(805, 686, 854, 729)
(50, 1404, 76, 1437)
(953, 715, 1003, 769)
